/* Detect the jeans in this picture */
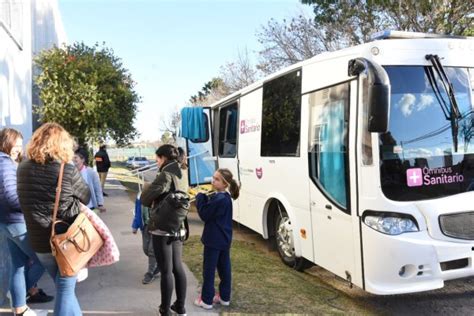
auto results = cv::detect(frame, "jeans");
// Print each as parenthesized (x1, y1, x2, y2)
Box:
(0, 222, 45, 308)
(36, 253, 81, 316)
(0, 232, 11, 306)
(152, 235, 186, 313)
(201, 246, 231, 305)
(142, 225, 158, 274)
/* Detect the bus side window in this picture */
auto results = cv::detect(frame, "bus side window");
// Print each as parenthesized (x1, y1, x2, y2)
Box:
(218, 103, 238, 157)
(308, 82, 350, 210)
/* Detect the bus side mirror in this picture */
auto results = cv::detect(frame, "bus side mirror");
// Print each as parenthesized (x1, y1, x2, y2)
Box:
(348, 58, 391, 133)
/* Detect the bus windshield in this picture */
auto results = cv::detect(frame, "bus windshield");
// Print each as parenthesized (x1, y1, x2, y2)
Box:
(380, 66, 474, 201)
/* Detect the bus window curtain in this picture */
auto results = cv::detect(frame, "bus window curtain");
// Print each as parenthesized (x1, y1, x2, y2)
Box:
(319, 100, 347, 207)
(180, 107, 206, 140)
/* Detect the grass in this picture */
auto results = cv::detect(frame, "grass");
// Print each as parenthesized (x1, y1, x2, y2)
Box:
(183, 236, 376, 315)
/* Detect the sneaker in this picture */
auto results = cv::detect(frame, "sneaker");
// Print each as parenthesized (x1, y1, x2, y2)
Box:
(26, 289, 54, 304)
(213, 293, 230, 306)
(159, 306, 170, 316)
(15, 307, 48, 316)
(142, 272, 156, 284)
(170, 302, 186, 316)
(103, 192, 108, 197)
(193, 297, 213, 310)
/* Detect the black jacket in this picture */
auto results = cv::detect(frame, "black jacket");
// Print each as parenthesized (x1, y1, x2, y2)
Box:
(141, 161, 188, 207)
(17, 160, 91, 253)
(94, 149, 111, 172)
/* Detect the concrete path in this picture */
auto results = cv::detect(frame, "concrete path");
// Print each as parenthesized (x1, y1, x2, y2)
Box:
(1, 176, 217, 316)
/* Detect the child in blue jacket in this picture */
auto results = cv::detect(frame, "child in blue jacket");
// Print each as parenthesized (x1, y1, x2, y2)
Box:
(131, 194, 160, 284)
(194, 168, 240, 310)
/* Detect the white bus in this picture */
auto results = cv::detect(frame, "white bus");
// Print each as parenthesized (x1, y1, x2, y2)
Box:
(182, 31, 474, 295)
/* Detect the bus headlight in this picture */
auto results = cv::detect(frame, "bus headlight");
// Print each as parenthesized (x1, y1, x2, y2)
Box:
(363, 211, 419, 235)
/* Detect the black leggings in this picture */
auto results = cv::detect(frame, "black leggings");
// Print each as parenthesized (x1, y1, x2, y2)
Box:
(152, 235, 187, 312)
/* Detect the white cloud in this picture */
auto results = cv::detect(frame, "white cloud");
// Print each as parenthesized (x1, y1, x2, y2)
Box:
(417, 94, 434, 111)
(397, 93, 416, 117)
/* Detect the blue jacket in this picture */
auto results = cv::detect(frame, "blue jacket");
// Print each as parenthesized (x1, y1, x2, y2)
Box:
(196, 191, 233, 250)
(82, 167, 104, 209)
(0, 152, 23, 223)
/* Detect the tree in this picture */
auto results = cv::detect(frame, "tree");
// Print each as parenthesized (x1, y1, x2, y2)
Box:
(34, 42, 140, 147)
(256, 1, 474, 74)
(161, 131, 173, 144)
(189, 77, 230, 106)
(256, 14, 343, 74)
(219, 48, 259, 93)
(160, 110, 181, 142)
(302, 0, 474, 45)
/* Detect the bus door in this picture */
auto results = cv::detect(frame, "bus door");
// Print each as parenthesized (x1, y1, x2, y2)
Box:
(216, 102, 240, 215)
(307, 81, 357, 282)
(186, 107, 217, 187)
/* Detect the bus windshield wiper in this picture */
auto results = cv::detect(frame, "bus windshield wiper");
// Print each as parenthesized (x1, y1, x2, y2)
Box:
(425, 54, 461, 152)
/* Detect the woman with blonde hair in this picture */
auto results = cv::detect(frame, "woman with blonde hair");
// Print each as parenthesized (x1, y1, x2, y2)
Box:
(17, 123, 91, 316)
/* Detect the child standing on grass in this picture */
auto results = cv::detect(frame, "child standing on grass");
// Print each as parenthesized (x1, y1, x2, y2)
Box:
(194, 168, 240, 310)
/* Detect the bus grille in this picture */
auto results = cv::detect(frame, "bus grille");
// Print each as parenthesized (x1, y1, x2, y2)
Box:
(439, 212, 474, 240)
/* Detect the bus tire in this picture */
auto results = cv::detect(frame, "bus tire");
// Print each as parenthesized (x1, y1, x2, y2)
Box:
(274, 204, 313, 272)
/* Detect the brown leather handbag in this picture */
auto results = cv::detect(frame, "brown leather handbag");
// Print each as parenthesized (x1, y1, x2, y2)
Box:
(50, 162, 104, 277)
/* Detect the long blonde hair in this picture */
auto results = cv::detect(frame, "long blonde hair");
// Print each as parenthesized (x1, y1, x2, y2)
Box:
(27, 123, 74, 164)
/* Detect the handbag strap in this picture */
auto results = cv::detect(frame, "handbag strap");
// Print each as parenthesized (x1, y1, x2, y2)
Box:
(51, 162, 65, 239)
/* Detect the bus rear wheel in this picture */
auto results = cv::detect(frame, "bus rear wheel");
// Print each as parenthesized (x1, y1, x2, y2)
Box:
(274, 206, 312, 271)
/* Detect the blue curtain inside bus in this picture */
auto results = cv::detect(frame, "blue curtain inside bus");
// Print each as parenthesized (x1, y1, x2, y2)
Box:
(319, 100, 347, 207)
(180, 107, 206, 140)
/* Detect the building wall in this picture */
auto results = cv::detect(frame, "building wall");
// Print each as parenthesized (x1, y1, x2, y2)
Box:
(0, 0, 66, 305)
(0, 0, 33, 141)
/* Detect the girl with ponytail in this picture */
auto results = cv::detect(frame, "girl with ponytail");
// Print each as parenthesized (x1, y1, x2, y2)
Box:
(194, 168, 240, 310)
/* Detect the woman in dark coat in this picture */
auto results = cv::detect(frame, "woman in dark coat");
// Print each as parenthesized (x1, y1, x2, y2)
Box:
(17, 123, 90, 316)
(141, 144, 189, 316)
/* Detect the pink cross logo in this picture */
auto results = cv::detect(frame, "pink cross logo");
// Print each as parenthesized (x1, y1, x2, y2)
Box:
(240, 120, 246, 134)
(406, 168, 423, 187)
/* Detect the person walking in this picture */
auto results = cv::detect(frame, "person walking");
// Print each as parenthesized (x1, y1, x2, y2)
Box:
(194, 168, 240, 310)
(94, 145, 111, 196)
(0, 128, 53, 316)
(73, 148, 106, 213)
(17, 123, 91, 316)
(141, 144, 188, 316)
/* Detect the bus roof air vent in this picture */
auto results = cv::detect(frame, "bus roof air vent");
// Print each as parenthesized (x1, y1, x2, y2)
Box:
(370, 30, 469, 41)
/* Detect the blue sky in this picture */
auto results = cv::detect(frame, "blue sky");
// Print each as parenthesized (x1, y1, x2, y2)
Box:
(59, 0, 313, 142)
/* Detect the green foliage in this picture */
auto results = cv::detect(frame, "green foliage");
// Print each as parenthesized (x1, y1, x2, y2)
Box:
(161, 131, 172, 144)
(189, 77, 227, 105)
(34, 42, 140, 146)
(301, 0, 474, 45)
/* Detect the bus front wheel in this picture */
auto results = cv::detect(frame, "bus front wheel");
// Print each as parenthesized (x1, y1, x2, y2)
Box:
(274, 206, 311, 271)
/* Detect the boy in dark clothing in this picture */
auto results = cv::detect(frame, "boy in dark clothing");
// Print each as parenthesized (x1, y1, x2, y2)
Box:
(194, 168, 240, 310)
(94, 145, 111, 196)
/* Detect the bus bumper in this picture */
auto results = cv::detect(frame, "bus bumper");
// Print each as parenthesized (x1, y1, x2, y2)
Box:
(362, 224, 474, 295)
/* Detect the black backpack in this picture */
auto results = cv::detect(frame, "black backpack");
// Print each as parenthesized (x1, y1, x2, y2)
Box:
(149, 176, 190, 234)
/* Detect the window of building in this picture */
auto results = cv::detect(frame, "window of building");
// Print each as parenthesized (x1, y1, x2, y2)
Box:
(218, 103, 238, 157)
(0, 0, 23, 49)
(308, 82, 350, 210)
(261, 70, 302, 157)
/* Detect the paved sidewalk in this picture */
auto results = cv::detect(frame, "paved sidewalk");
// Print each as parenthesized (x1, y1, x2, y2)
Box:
(1, 176, 217, 316)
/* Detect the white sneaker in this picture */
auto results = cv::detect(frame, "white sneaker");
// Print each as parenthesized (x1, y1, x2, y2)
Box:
(193, 297, 213, 310)
(213, 294, 230, 306)
(77, 268, 88, 282)
(15, 307, 49, 316)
